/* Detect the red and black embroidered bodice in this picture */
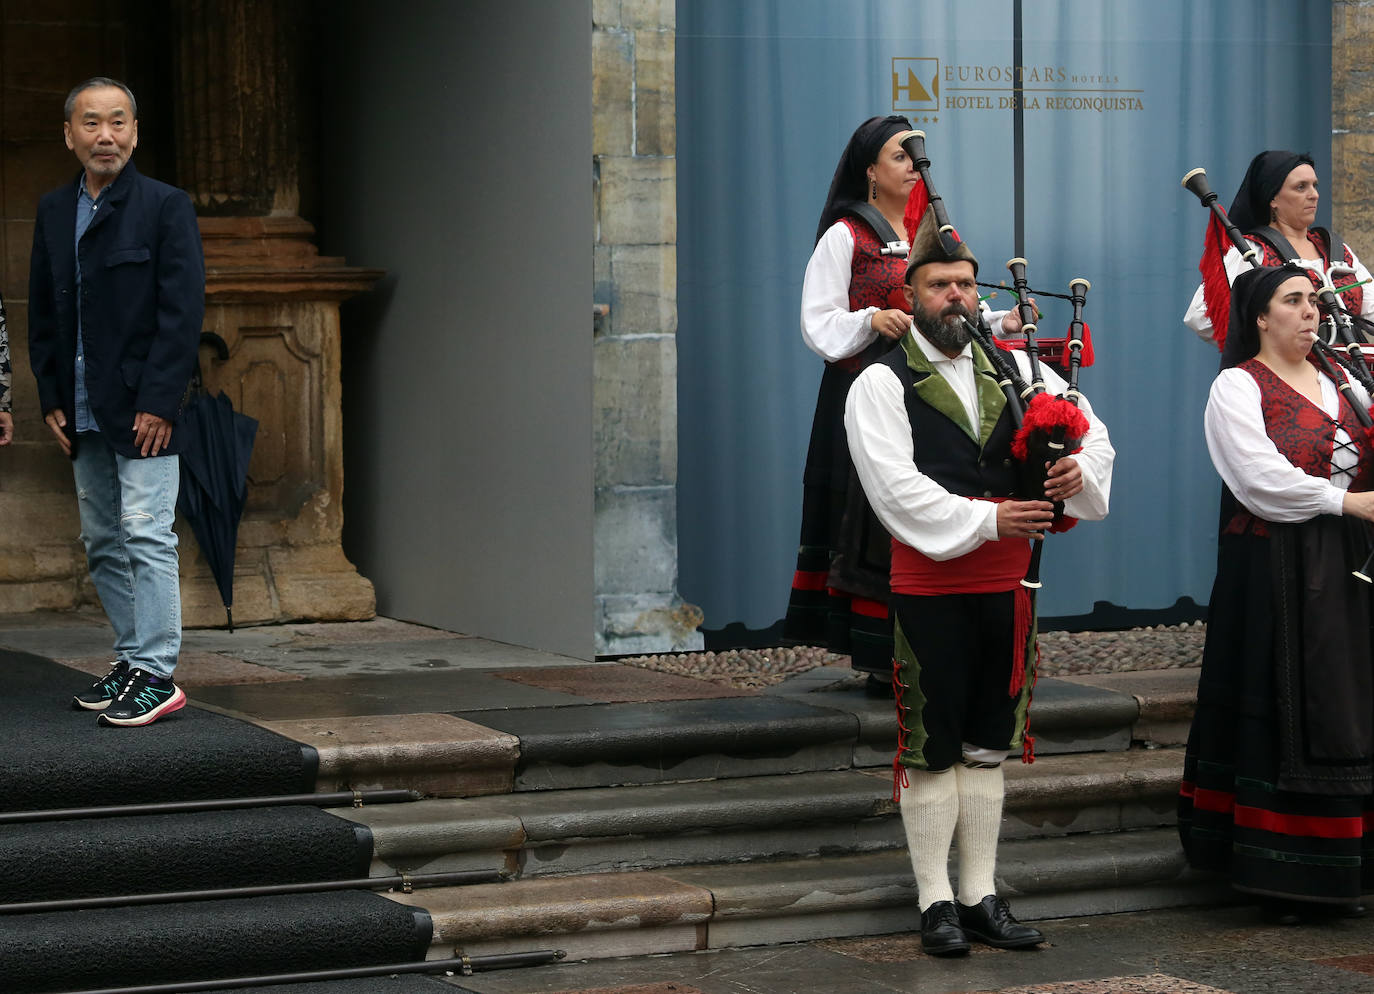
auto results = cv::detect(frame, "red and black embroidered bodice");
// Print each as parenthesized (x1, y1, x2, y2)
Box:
(1239, 358, 1374, 486)
(1249, 231, 1364, 317)
(843, 216, 909, 314)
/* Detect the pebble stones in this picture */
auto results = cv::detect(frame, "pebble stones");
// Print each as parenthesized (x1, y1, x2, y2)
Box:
(620, 623, 1206, 688)
(621, 645, 843, 689)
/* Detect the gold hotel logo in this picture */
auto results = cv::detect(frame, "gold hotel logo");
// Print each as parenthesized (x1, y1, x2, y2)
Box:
(892, 58, 939, 115)
(894, 56, 1143, 117)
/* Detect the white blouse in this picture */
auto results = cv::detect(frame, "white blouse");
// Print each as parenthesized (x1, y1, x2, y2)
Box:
(1183, 241, 1374, 344)
(1204, 365, 1369, 522)
(844, 335, 1115, 561)
(801, 220, 1014, 361)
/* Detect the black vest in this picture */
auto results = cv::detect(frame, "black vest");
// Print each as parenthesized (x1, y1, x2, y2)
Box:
(877, 345, 1020, 499)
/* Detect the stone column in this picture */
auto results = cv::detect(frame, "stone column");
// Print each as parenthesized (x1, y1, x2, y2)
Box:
(1333, 2, 1374, 254)
(592, 1, 702, 653)
(171, 0, 302, 216)
(167, 0, 378, 625)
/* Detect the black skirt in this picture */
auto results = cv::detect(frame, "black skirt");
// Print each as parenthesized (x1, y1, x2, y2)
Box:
(783, 346, 896, 675)
(1179, 516, 1374, 903)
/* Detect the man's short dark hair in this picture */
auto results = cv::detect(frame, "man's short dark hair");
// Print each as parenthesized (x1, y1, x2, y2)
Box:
(64, 77, 138, 122)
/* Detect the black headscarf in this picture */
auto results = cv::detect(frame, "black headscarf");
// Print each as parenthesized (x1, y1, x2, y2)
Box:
(813, 115, 912, 245)
(1227, 150, 1316, 234)
(1219, 263, 1309, 369)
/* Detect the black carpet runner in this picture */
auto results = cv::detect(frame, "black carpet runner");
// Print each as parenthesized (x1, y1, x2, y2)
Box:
(1, 649, 436, 993)
(0, 806, 374, 902)
(1, 649, 317, 809)
(1, 892, 433, 993)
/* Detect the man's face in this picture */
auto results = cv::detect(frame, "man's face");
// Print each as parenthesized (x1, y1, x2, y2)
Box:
(64, 85, 138, 186)
(904, 261, 978, 354)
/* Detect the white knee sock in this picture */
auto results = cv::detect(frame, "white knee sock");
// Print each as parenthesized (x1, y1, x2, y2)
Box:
(899, 768, 958, 910)
(954, 762, 1005, 906)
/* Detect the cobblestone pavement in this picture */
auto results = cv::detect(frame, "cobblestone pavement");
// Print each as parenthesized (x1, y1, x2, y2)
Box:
(452, 903, 1374, 994)
(622, 624, 1206, 688)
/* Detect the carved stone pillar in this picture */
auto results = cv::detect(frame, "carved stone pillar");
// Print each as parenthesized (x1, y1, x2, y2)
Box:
(186, 219, 381, 625)
(171, 0, 302, 216)
(167, 0, 380, 624)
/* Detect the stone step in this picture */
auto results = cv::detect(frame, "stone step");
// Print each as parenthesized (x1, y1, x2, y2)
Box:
(274, 674, 1169, 798)
(797, 675, 1141, 768)
(391, 827, 1224, 963)
(1058, 667, 1200, 747)
(340, 748, 1185, 880)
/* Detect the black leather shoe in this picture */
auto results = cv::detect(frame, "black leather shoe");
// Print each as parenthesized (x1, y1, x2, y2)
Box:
(957, 895, 1044, 949)
(920, 901, 971, 956)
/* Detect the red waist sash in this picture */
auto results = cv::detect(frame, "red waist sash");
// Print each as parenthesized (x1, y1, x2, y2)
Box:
(890, 505, 1031, 595)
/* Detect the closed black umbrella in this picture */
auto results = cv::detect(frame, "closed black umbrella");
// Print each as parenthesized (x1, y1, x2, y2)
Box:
(177, 336, 257, 631)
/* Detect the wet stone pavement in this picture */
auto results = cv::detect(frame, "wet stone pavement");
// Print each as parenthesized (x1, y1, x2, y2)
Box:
(451, 904, 1374, 994)
(1, 611, 1348, 993)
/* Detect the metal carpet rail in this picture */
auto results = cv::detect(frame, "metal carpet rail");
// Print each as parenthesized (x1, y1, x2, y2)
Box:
(0, 868, 507, 915)
(0, 788, 421, 824)
(49, 950, 567, 994)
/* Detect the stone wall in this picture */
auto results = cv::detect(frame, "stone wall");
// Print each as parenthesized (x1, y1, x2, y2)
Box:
(592, 0, 702, 654)
(1334, 2, 1374, 251)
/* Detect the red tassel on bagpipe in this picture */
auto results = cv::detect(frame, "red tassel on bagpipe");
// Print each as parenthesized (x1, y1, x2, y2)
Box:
(997, 322, 1095, 368)
(902, 177, 929, 245)
(1200, 212, 1233, 351)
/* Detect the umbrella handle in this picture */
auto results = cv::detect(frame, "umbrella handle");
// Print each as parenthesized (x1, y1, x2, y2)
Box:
(200, 331, 230, 360)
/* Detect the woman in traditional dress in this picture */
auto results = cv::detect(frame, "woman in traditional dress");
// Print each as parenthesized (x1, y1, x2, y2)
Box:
(782, 116, 1020, 691)
(1178, 264, 1374, 922)
(1184, 150, 1374, 350)
(782, 115, 917, 692)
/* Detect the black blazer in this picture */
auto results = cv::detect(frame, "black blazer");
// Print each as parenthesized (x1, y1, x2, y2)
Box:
(28, 161, 204, 458)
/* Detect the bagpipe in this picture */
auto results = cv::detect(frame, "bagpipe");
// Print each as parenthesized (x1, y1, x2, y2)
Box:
(1181, 167, 1374, 413)
(1182, 167, 1374, 581)
(900, 130, 961, 256)
(1000, 259, 1093, 589)
(905, 133, 1095, 591)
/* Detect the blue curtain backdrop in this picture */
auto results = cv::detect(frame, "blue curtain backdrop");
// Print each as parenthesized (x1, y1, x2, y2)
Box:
(676, 0, 1332, 631)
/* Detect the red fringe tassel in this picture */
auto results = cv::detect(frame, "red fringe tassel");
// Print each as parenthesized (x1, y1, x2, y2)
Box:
(1200, 212, 1233, 351)
(1009, 586, 1031, 697)
(903, 178, 929, 245)
(1010, 586, 1038, 763)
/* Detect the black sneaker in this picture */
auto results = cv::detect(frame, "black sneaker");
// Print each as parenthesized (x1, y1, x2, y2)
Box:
(73, 661, 130, 711)
(97, 668, 187, 727)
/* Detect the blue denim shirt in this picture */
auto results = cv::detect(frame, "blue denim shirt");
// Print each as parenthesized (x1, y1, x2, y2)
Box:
(73, 177, 101, 433)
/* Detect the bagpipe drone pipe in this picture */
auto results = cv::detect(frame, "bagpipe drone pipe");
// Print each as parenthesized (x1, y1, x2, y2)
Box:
(902, 130, 1094, 591)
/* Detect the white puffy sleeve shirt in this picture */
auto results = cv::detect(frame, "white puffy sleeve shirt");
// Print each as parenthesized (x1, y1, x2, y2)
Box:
(800, 221, 1016, 361)
(1204, 366, 1369, 521)
(843, 338, 1115, 561)
(1183, 242, 1374, 344)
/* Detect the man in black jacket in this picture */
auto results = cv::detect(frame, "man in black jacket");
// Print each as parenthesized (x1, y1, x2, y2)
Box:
(28, 77, 204, 727)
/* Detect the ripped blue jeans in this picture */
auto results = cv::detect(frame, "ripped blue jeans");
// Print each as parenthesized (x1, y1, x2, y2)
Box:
(72, 431, 181, 678)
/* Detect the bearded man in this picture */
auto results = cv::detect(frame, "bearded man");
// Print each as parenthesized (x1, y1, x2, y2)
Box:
(844, 208, 1115, 955)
